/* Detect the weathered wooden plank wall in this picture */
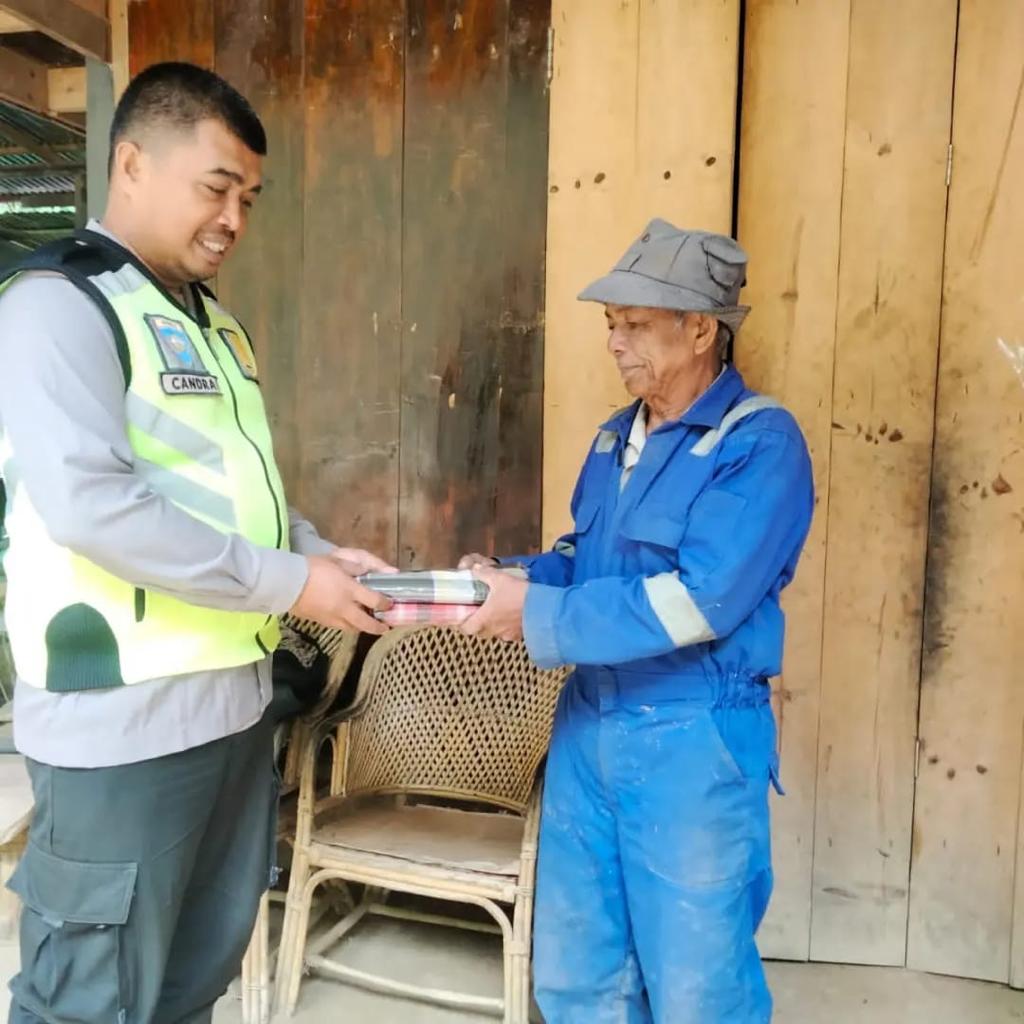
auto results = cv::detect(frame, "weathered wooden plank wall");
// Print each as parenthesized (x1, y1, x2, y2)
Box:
(129, 0, 549, 566)
(129, 0, 212, 72)
(908, 0, 1024, 984)
(735, 0, 849, 961)
(808, 0, 955, 966)
(542, 0, 739, 548)
(213, 0, 304, 503)
(298, 0, 405, 556)
(399, 0, 547, 568)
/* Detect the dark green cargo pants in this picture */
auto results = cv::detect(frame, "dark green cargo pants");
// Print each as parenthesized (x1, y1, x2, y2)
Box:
(6, 710, 277, 1024)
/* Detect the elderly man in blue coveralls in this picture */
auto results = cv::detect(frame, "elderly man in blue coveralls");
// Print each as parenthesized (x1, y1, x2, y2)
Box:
(460, 219, 814, 1023)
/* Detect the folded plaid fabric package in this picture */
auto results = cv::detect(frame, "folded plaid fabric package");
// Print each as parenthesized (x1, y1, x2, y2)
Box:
(375, 603, 481, 627)
(359, 567, 527, 627)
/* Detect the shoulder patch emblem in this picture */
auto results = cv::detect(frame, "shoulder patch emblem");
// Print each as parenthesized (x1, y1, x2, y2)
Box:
(144, 314, 222, 396)
(218, 328, 259, 382)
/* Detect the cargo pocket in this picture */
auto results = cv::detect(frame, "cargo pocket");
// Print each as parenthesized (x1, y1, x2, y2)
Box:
(705, 701, 780, 792)
(769, 749, 786, 796)
(700, 708, 749, 786)
(619, 506, 687, 552)
(8, 844, 137, 1022)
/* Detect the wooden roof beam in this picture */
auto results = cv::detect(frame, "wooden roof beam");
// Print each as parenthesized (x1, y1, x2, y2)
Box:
(48, 65, 84, 113)
(0, 43, 46, 113)
(0, 47, 85, 116)
(0, 0, 110, 62)
(0, 11, 31, 32)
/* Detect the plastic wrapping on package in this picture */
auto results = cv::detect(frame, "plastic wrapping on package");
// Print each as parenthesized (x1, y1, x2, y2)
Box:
(359, 567, 526, 606)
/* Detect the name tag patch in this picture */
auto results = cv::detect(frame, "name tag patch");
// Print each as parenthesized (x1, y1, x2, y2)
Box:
(160, 372, 223, 395)
(145, 314, 222, 396)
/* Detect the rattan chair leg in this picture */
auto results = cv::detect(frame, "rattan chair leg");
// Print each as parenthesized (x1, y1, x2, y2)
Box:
(508, 952, 529, 1024)
(240, 889, 271, 1024)
(509, 899, 536, 1023)
(501, 934, 515, 1024)
(273, 850, 312, 1018)
(508, 783, 542, 1024)
(257, 890, 271, 1024)
(240, 933, 254, 1024)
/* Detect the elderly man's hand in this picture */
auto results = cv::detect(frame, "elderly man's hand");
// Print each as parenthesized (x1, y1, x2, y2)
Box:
(460, 563, 527, 642)
(457, 552, 499, 571)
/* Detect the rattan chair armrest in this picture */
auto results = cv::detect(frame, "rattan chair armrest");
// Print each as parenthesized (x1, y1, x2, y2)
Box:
(298, 707, 357, 791)
(293, 704, 363, 847)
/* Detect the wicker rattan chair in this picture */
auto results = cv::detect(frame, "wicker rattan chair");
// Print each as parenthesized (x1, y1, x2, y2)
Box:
(273, 626, 569, 1022)
(239, 616, 358, 1024)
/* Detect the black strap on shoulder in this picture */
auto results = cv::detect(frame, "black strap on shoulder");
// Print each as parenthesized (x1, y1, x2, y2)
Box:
(77, 228, 213, 332)
(0, 234, 132, 389)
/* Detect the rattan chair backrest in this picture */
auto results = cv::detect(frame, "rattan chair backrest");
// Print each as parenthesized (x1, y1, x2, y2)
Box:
(343, 627, 569, 813)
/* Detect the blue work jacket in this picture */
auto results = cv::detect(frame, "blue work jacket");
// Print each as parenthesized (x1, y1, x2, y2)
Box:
(516, 365, 814, 696)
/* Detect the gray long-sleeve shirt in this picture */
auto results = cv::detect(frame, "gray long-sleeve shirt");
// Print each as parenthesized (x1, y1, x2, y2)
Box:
(0, 221, 327, 768)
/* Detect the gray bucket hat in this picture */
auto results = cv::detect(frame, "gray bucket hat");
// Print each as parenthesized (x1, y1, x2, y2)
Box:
(578, 219, 750, 336)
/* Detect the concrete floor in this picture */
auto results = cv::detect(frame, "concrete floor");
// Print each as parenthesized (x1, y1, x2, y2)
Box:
(204, 911, 1024, 1024)
(0, 898, 1020, 1022)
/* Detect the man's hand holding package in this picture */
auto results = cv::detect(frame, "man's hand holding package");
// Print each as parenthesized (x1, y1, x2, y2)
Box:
(460, 562, 527, 642)
(291, 554, 395, 635)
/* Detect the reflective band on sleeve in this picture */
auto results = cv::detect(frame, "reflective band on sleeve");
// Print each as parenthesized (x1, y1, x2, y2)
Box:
(643, 572, 716, 647)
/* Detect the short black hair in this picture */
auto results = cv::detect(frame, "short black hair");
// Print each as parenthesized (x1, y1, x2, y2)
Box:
(110, 62, 267, 163)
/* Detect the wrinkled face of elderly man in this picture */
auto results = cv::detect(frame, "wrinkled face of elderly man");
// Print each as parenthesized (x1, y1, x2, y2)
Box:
(604, 304, 725, 421)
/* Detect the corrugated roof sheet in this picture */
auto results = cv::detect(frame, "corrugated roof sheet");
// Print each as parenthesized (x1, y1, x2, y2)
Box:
(0, 102, 85, 194)
(0, 103, 84, 146)
(0, 102, 81, 246)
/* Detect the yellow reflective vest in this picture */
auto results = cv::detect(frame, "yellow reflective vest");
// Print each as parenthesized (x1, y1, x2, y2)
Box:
(0, 231, 288, 692)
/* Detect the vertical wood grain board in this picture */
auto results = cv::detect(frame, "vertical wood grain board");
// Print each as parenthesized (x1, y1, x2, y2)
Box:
(543, 0, 738, 547)
(810, 0, 956, 966)
(399, 0, 548, 568)
(297, 0, 405, 555)
(909, 0, 1024, 983)
(214, 0, 304, 501)
(128, 0, 214, 74)
(735, 0, 850, 960)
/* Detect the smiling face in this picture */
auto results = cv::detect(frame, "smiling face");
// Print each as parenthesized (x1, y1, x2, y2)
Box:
(604, 303, 721, 414)
(107, 117, 262, 289)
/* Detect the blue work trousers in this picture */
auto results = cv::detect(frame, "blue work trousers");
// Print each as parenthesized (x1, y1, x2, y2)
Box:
(533, 669, 777, 1024)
